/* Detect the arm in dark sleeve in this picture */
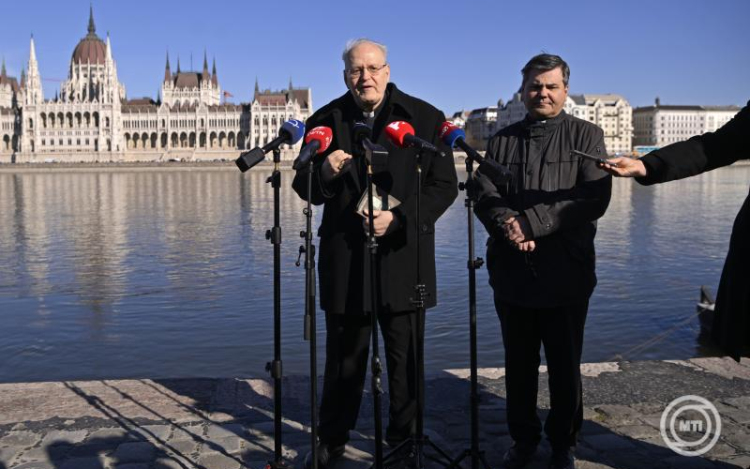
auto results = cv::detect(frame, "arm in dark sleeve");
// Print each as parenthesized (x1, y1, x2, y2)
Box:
(638, 100, 749, 185)
(523, 128, 612, 238)
(391, 113, 459, 229)
(471, 135, 520, 237)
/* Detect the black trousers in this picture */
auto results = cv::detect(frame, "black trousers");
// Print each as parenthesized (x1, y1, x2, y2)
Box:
(494, 298, 589, 450)
(318, 309, 424, 446)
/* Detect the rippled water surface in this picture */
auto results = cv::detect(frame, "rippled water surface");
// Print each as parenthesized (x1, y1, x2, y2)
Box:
(0, 165, 747, 382)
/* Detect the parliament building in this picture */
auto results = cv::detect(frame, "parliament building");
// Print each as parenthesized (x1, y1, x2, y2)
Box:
(0, 8, 312, 164)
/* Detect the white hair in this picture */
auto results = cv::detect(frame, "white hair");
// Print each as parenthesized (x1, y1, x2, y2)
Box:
(342, 38, 388, 68)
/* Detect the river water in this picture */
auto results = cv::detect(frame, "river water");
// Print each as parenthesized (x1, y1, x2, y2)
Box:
(0, 165, 746, 383)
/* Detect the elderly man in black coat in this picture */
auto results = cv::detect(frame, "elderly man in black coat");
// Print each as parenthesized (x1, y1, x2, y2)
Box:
(292, 38, 457, 468)
(602, 100, 749, 361)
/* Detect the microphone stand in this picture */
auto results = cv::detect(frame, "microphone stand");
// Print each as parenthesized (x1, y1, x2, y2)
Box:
(266, 147, 290, 469)
(446, 157, 491, 469)
(383, 150, 454, 469)
(366, 159, 386, 469)
(296, 158, 319, 469)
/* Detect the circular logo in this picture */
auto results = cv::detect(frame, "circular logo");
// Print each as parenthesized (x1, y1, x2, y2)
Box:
(660, 395, 721, 456)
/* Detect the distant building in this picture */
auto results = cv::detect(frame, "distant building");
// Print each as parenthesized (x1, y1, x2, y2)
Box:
(447, 110, 469, 129)
(633, 97, 740, 148)
(496, 93, 633, 154)
(465, 106, 497, 150)
(0, 7, 312, 163)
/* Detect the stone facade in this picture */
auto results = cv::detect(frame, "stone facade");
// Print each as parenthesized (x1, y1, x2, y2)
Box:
(633, 98, 739, 148)
(0, 8, 312, 164)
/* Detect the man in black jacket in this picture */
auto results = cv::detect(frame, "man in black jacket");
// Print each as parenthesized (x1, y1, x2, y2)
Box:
(601, 101, 749, 361)
(473, 54, 611, 469)
(292, 38, 457, 469)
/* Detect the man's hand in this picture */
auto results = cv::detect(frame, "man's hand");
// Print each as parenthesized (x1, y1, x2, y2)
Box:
(362, 209, 399, 237)
(598, 157, 647, 178)
(321, 150, 353, 182)
(503, 215, 533, 245)
(516, 240, 536, 252)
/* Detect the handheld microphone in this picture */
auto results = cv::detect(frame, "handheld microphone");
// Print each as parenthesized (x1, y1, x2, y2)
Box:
(292, 126, 334, 170)
(439, 122, 512, 185)
(236, 119, 306, 172)
(385, 121, 445, 157)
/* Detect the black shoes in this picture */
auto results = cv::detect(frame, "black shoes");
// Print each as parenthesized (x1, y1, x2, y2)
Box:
(304, 442, 345, 469)
(500, 443, 537, 469)
(548, 448, 575, 469)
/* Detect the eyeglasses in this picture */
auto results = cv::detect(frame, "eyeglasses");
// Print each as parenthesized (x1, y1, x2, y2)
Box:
(346, 63, 388, 80)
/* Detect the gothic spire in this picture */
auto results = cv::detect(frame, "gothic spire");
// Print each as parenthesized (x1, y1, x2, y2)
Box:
(211, 57, 218, 86)
(176, 57, 181, 74)
(164, 51, 171, 82)
(1, 58, 6, 79)
(254, 77, 259, 98)
(88, 4, 96, 36)
(202, 50, 209, 75)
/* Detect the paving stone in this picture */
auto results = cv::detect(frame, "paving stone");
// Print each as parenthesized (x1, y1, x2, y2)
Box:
(0, 447, 19, 467)
(206, 423, 245, 440)
(613, 424, 659, 440)
(135, 425, 172, 441)
(0, 431, 41, 448)
(16, 446, 52, 463)
(116, 464, 151, 469)
(167, 425, 204, 442)
(112, 441, 156, 463)
(152, 458, 186, 469)
(166, 438, 199, 455)
(58, 456, 104, 469)
(197, 451, 242, 469)
(11, 462, 55, 469)
(722, 455, 750, 468)
(210, 436, 242, 453)
(248, 421, 275, 435)
(87, 428, 131, 441)
(721, 426, 750, 452)
(581, 433, 638, 451)
(41, 430, 88, 446)
(664, 455, 718, 469)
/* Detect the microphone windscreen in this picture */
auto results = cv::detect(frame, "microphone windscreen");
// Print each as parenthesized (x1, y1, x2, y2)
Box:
(304, 126, 333, 154)
(439, 122, 465, 148)
(385, 121, 415, 148)
(281, 119, 306, 144)
(352, 122, 372, 144)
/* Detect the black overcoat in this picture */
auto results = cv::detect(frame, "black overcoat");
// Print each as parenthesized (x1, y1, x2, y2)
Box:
(638, 100, 750, 360)
(292, 84, 458, 314)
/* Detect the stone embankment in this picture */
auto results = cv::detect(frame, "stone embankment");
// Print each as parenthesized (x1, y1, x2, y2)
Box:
(1, 358, 749, 469)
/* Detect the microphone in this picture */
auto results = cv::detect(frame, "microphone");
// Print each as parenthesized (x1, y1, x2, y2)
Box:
(292, 126, 334, 170)
(235, 119, 306, 172)
(385, 121, 445, 157)
(352, 122, 388, 172)
(439, 122, 512, 185)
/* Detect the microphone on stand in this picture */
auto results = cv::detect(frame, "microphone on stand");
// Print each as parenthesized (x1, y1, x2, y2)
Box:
(235, 119, 306, 172)
(292, 126, 334, 170)
(385, 121, 445, 157)
(353, 122, 388, 172)
(438, 121, 513, 185)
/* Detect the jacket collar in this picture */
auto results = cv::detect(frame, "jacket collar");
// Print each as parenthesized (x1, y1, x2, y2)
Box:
(523, 110, 567, 137)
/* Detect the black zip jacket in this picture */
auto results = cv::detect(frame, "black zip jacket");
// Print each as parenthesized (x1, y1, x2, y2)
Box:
(473, 111, 611, 307)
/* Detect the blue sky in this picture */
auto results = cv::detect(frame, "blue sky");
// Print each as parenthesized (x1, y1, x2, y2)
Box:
(1, 0, 747, 115)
